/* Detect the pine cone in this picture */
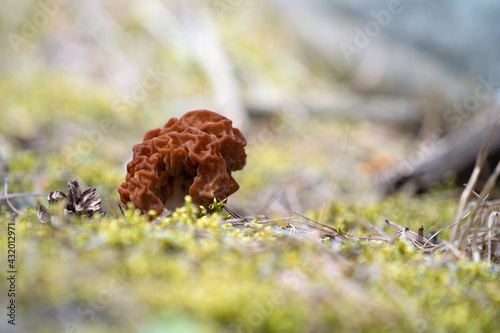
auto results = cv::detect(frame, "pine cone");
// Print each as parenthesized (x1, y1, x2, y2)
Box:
(37, 180, 106, 223)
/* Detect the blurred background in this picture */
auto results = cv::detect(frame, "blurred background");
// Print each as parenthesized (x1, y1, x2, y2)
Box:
(1, 0, 500, 215)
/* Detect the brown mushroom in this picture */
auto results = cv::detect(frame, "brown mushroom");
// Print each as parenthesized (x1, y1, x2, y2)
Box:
(118, 110, 246, 214)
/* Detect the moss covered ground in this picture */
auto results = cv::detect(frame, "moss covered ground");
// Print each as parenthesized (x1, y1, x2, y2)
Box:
(1, 53, 499, 333)
(1, 190, 499, 332)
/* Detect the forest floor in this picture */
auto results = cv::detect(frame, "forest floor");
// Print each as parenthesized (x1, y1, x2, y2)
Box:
(1, 76, 499, 333)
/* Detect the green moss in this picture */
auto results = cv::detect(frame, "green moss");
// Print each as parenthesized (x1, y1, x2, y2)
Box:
(1, 196, 498, 333)
(325, 191, 457, 239)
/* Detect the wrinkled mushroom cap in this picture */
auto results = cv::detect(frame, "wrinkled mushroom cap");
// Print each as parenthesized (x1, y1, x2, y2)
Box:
(118, 110, 246, 213)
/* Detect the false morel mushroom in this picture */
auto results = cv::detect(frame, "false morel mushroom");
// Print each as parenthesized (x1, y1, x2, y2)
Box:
(118, 110, 247, 214)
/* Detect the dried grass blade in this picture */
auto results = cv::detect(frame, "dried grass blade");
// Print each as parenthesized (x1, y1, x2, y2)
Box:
(487, 211, 499, 263)
(294, 211, 339, 233)
(0, 192, 48, 200)
(451, 120, 499, 243)
(3, 178, 23, 215)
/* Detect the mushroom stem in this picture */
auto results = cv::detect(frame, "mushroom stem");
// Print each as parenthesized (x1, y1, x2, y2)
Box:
(164, 177, 189, 211)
